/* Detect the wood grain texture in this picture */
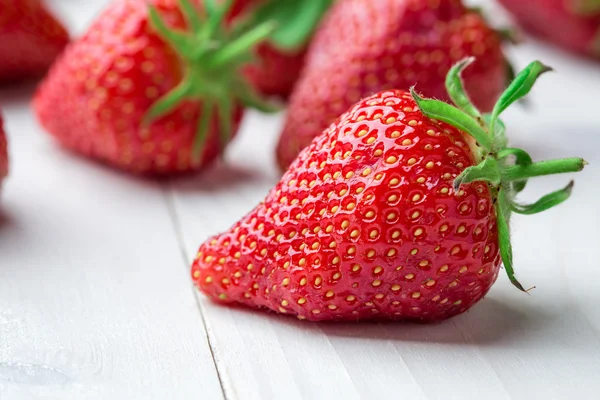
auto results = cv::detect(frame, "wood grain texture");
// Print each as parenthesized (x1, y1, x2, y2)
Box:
(1, 0, 600, 399)
(0, 2, 223, 399)
(168, 3, 600, 398)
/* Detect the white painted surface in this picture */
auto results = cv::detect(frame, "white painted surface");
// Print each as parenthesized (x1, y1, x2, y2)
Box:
(1, 0, 600, 399)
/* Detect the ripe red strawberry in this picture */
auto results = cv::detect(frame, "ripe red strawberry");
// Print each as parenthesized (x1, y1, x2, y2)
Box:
(0, 0, 69, 83)
(0, 113, 8, 194)
(32, 0, 275, 175)
(276, 0, 511, 171)
(235, 0, 334, 99)
(498, 0, 600, 59)
(191, 59, 585, 322)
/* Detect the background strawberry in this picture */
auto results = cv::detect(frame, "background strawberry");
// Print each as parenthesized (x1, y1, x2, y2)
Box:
(191, 59, 585, 322)
(276, 0, 510, 171)
(33, 0, 274, 175)
(0, 113, 7, 194)
(0, 0, 69, 83)
(498, 0, 600, 59)
(234, 0, 335, 99)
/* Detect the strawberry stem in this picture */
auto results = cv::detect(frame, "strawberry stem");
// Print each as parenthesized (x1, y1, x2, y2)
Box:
(511, 181, 575, 215)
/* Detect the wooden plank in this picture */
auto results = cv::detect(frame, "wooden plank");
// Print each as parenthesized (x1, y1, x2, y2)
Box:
(0, 87, 223, 398)
(169, 33, 600, 400)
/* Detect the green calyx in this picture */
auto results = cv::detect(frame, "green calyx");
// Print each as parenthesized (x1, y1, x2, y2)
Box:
(411, 57, 588, 292)
(240, 0, 334, 51)
(570, 0, 600, 15)
(142, 0, 279, 161)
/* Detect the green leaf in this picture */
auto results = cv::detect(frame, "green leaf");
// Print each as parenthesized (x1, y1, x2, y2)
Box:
(445, 57, 483, 123)
(234, 80, 281, 113)
(192, 101, 214, 161)
(502, 158, 587, 181)
(148, 5, 191, 51)
(496, 190, 529, 292)
(143, 78, 193, 124)
(511, 181, 575, 215)
(215, 96, 233, 150)
(209, 21, 276, 68)
(411, 87, 493, 151)
(489, 60, 553, 134)
(570, 0, 600, 15)
(249, 0, 334, 50)
(498, 148, 533, 192)
(453, 157, 501, 191)
(178, 0, 203, 34)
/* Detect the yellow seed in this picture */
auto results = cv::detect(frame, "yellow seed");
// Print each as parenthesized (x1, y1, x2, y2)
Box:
(405, 273, 415, 280)
(366, 137, 376, 144)
(328, 305, 338, 310)
(459, 266, 468, 273)
(426, 161, 435, 169)
(402, 139, 412, 146)
(300, 277, 307, 286)
(374, 149, 384, 156)
(411, 248, 418, 255)
(350, 229, 360, 238)
(412, 292, 421, 299)
(299, 258, 306, 266)
(388, 194, 399, 202)
(358, 129, 368, 137)
(333, 272, 342, 280)
(426, 280, 436, 287)
(412, 194, 422, 202)
(408, 120, 418, 126)
(440, 265, 449, 272)
(386, 156, 398, 164)
(298, 298, 307, 305)
(440, 187, 449, 194)
(346, 295, 356, 301)
(414, 228, 424, 236)
(218, 294, 227, 300)
(341, 221, 350, 229)
(374, 266, 383, 274)
(391, 284, 401, 291)
(352, 264, 361, 272)
(391, 131, 401, 138)
(331, 205, 339, 213)
(386, 117, 397, 124)
(346, 171, 355, 179)
(389, 178, 400, 186)
(369, 230, 379, 239)
(440, 224, 448, 232)
(451, 246, 460, 255)
(281, 300, 289, 306)
(346, 202, 356, 211)
(282, 278, 290, 286)
(248, 263, 254, 271)
(375, 294, 384, 300)
(454, 300, 462, 305)
(326, 291, 335, 298)
(416, 177, 426, 184)
(392, 230, 401, 239)
(332, 256, 340, 265)
(205, 276, 213, 283)
(365, 210, 375, 218)
(457, 226, 466, 233)
(387, 249, 397, 257)
(419, 260, 429, 267)
(407, 158, 417, 165)
(387, 212, 397, 221)
(449, 281, 458, 288)
(372, 280, 382, 287)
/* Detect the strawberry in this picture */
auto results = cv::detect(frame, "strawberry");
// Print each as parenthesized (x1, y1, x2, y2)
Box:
(191, 59, 585, 322)
(498, 0, 600, 59)
(235, 0, 334, 99)
(276, 0, 512, 171)
(33, 0, 275, 175)
(0, 0, 69, 83)
(0, 113, 8, 195)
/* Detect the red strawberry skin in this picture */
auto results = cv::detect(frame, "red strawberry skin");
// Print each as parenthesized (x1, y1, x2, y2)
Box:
(0, 113, 8, 192)
(0, 0, 69, 83)
(244, 43, 308, 99)
(498, 0, 600, 59)
(276, 0, 507, 170)
(32, 0, 243, 175)
(192, 90, 501, 322)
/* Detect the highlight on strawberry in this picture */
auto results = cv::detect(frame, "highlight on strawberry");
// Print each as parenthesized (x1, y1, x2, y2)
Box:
(276, 0, 517, 171)
(191, 59, 586, 322)
(0, 0, 70, 83)
(33, 0, 279, 176)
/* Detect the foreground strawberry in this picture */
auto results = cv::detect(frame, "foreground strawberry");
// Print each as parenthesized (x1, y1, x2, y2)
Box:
(498, 0, 600, 59)
(33, 0, 274, 175)
(0, 0, 69, 83)
(276, 0, 512, 170)
(191, 59, 585, 322)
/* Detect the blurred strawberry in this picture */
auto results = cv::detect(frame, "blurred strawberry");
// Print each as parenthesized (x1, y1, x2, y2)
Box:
(0, 0, 69, 83)
(0, 113, 8, 195)
(498, 0, 600, 59)
(33, 0, 275, 175)
(234, 0, 334, 99)
(276, 0, 511, 170)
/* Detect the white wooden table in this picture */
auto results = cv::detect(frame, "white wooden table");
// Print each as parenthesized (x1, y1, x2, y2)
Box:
(1, 1, 599, 399)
